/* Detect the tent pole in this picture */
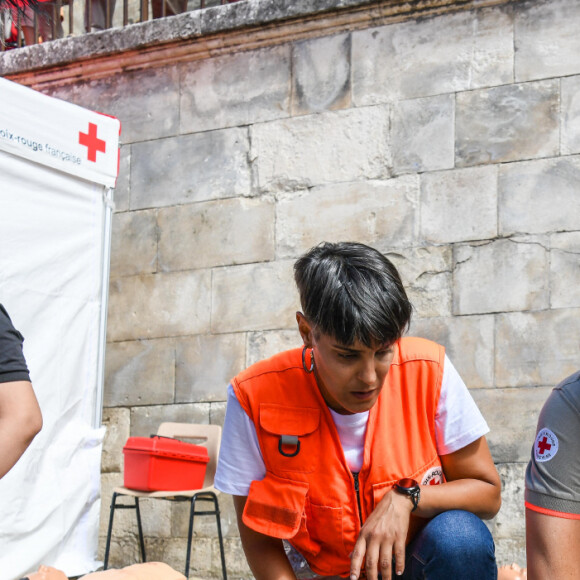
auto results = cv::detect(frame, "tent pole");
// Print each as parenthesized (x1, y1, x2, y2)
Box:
(94, 186, 115, 429)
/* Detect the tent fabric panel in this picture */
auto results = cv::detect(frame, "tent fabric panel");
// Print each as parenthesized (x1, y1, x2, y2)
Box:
(0, 149, 108, 578)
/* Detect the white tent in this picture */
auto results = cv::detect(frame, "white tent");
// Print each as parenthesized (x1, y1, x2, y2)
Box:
(0, 77, 120, 579)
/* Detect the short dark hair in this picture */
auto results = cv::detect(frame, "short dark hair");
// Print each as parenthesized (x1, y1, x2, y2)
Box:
(294, 242, 412, 346)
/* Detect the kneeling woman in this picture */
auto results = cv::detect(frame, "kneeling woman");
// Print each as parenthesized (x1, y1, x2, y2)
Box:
(215, 242, 501, 580)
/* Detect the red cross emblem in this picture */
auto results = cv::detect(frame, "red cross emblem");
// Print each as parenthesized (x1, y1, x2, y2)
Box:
(421, 467, 444, 486)
(537, 436, 552, 455)
(534, 428, 558, 463)
(79, 122, 106, 162)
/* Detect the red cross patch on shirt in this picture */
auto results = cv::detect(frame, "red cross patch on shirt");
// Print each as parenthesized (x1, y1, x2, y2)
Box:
(421, 466, 444, 486)
(534, 428, 558, 463)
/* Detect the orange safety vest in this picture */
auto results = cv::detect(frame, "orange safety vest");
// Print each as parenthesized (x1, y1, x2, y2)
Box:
(233, 337, 446, 577)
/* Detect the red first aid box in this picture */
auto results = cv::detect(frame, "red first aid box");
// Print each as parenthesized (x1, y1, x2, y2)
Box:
(123, 436, 209, 492)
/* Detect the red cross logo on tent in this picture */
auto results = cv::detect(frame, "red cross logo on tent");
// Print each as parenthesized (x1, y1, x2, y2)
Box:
(79, 122, 106, 162)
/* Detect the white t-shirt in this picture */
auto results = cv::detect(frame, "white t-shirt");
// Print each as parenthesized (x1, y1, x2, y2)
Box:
(214, 355, 489, 496)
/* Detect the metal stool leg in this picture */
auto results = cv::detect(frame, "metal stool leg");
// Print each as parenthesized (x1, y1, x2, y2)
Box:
(103, 492, 119, 569)
(185, 496, 197, 578)
(135, 497, 147, 563)
(104, 493, 147, 569)
(213, 494, 227, 580)
(183, 493, 227, 580)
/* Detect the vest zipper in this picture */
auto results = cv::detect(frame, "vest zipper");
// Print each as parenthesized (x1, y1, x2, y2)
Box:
(352, 471, 364, 527)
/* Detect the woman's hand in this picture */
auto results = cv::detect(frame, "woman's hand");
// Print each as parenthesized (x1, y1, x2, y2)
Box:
(350, 437, 501, 580)
(350, 489, 414, 580)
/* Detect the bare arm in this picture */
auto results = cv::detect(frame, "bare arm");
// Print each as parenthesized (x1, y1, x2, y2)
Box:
(350, 436, 501, 580)
(526, 509, 580, 580)
(0, 380, 42, 479)
(419, 435, 502, 520)
(233, 495, 297, 580)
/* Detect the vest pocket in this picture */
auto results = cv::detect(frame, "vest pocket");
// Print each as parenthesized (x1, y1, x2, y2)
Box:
(258, 404, 321, 474)
(244, 472, 310, 539)
(307, 501, 349, 560)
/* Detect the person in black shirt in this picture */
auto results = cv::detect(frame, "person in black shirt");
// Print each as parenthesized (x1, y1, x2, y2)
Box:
(0, 303, 42, 479)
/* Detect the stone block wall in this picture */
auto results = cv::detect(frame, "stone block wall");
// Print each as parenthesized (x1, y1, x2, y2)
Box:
(3, 0, 580, 577)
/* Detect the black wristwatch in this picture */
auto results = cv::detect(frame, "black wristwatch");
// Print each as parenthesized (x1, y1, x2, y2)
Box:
(394, 478, 421, 512)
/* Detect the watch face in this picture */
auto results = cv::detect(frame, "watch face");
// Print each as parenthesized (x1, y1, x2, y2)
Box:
(398, 478, 418, 490)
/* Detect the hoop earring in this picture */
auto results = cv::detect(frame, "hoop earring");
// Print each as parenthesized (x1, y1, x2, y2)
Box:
(302, 345, 315, 374)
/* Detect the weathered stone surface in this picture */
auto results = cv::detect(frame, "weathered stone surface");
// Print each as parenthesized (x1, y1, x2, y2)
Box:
(472, 387, 551, 462)
(107, 67, 182, 144)
(2, 0, 516, 78)
(352, 8, 513, 105)
(453, 239, 549, 315)
(499, 156, 580, 235)
(175, 333, 246, 403)
(139, 500, 173, 539)
(409, 314, 494, 388)
(107, 270, 212, 341)
(211, 260, 299, 333)
(220, 537, 253, 577)
(97, 535, 142, 570)
(150, 535, 216, 576)
(420, 166, 497, 244)
(4, 15, 204, 79)
(490, 463, 527, 540)
(489, 462, 527, 567)
(110, 209, 158, 278)
(208, 494, 238, 538)
(392, 94, 454, 175)
(386, 246, 452, 319)
(247, 330, 302, 366)
(456, 80, 559, 166)
(210, 401, 226, 426)
(131, 127, 251, 210)
(190, 537, 219, 577)
(130, 403, 210, 437)
(104, 338, 176, 406)
(495, 537, 527, 570)
(141, 536, 206, 575)
(276, 178, 419, 257)
(550, 232, 580, 309)
(180, 45, 291, 133)
(251, 105, 389, 192)
(561, 75, 580, 155)
(292, 33, 351, 115)
(114, 145, 131, 213)
(158, 197, 275, 271)
(45, 68, 181, 144)
(495, 309, 580, 388)
(101, 407, 130, 472)
(515, 0, 580, 82)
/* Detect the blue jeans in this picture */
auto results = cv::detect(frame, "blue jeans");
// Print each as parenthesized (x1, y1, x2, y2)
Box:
(399, 510, 497, 580)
